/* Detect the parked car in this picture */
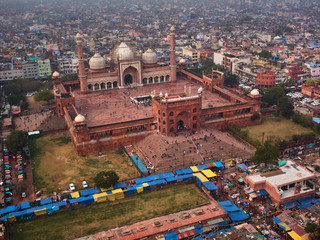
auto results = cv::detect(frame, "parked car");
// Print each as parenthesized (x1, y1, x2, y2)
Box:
(69, 183, 75, 191)
(82, 181, 88, 188)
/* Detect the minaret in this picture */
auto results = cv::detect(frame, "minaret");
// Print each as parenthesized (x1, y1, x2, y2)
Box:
(169, 26, 176, 82)
(75, 33, 87, 93)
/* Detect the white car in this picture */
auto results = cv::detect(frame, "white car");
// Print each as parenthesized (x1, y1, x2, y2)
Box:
(69, 183, 76, 191)
(82, 181, 88, 188)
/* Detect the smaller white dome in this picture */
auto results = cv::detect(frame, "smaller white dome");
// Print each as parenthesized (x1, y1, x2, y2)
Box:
(142, 49, 158, 64)
(198, 87, 203, 94)
(179, 58, 186, 64)
(89, 53, 106, 70)
(159, 92, 163, 98)
(52, 71, 60, 77)
(250, 89, 260, 96)
(170, 26, 175, 31)
(165, 92, 168, 98)
(74, 114, 85, 123)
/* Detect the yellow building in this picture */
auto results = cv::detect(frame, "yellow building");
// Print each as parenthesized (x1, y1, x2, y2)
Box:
(182, 47, 200, 63)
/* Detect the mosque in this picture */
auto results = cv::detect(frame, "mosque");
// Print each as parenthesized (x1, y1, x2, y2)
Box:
(53, 27, 261, 155)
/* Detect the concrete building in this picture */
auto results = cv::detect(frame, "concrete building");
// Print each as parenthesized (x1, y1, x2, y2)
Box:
(37, 59, 52, 78)
(245, 160, 316, 204)
(22, 62, 39, 79)
(0, 69, 24, 81)
(182, 47, 200, 63)
(58, 57, 79, 75)
(256, 71, 276, 88)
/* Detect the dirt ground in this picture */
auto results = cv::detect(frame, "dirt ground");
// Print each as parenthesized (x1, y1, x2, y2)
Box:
(31, 132, 139, 193)
(26, 96, 47, 113)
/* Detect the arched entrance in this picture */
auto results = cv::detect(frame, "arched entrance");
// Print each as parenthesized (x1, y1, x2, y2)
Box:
(177, 120, 184, 131)
(122, 66, 138, 86)
(124, 74, 133, 85)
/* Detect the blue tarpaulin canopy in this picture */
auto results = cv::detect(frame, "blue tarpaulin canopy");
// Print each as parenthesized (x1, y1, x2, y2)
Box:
(255, 189, 268, 197)
(272, 217, 282, 224)
(130, 156, 148, 173)
(164, 231, 178, 240)
(134, 172, 174, 184)
(80, 188, 101, 197)
(218, 200, 249, 222)
(175, 168, 193, 175)
(40, 197, 52, 206)
(113, 182, 127, 189)
(214, 162, 224, 168)
(237, 163, 248, 170)
(202, 181, 218, 191)
(298, 196, 315, 205)
(298, 203, 313, 210)
(0, 205, 16, 215)
(196, 164, 208, 170)
(283, 200, 299, 208)
(148, 179, 166, 186)
(20, 201, 30, 210)
(228, 211, 249, 222)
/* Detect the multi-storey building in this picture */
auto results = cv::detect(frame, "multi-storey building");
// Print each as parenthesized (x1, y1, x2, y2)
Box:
(37, 59, 52, 78)
(58, 57, 78, 75)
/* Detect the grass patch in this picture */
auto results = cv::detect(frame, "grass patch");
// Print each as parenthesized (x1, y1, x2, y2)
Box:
(9, 184, 209, 240)
(242, 116, 314, 144)
(262, 170, 285, 178)
(31, 132, 139, 193)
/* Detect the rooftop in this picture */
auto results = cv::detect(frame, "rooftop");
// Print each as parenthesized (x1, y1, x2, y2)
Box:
(247, 160, 315, 187)
(74, 78, 234, 128)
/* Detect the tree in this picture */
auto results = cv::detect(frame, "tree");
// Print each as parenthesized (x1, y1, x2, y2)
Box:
(5, 130, 27, 153)
(224, 73, 239, 87)
(15, 181, 27, 195)
(34, 90, 54, 103)
(20, 101, 29, 111)
(251, 142, 280, 165)
(305, 222, 320, 238)
(251, 113, 260, 121)
(277, 97, 294, 118)
(94, 171, 119, 188)
(257, 50, 272, 59)
(261, 86, 285, 106)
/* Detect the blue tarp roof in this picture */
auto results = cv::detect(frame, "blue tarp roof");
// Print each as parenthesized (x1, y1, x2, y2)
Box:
(256, 189, 268, 197)
(237, 163, 248, 170)
(164, 231, 178, 240)
(80, 188, 101, 197)
(298, 203, 313, 210)
(197, 164, 208, 170)
(202, 181, 218, 191)
(175, 168, 193, 175)
(134, 172, 174, 184)
(214, 161, 224, 168)
(0, 205, 16, 215)
(40, 197, 52, 206)
(113, 182, 127, 189)
(298, 196, 315, 205)
(272, 217, 282, 224)
(166, 174, 194, 182)
(228, 210, 250, 222)
(69, 195, 94, 204)
(313, 199, 320, 205)
(148, 179, 166, 186)
(220, 204, 240, 213)
(20, 201, 30, 210)
(130, 156, 148, 173)
(283, 200, 299, 208)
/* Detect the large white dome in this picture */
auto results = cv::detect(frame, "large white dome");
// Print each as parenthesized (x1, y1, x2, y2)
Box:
(142, 49, 158, 64)
(89, 53, 106, 70)
(52, 71, 60, 77)
(74, 114, 85, 123)
(117, 42, 135, 61)
(250, 89, 260, 96)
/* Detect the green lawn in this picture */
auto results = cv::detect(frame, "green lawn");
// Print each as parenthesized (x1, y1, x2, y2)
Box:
(242, 116, 314, 144)
(9, 183, 209, 240)
(31, 132, 139, 193)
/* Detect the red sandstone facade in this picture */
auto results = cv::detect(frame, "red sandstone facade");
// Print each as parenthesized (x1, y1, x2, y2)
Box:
(301, 82, 320, 99)
(256, 71, 276, 88)
(53, 29, 262, 155)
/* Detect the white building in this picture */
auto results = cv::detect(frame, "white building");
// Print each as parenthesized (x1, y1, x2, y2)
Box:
(58, 57, 79, 75)
(0, 69, 24, 81)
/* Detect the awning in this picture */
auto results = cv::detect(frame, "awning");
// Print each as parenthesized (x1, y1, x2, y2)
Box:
(237, 163, 248, 170)
(214, 161, 224, 168)
(201, 169, 216, 178)
(238, 177, 245, 183)
(288, 231, 304, 240)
